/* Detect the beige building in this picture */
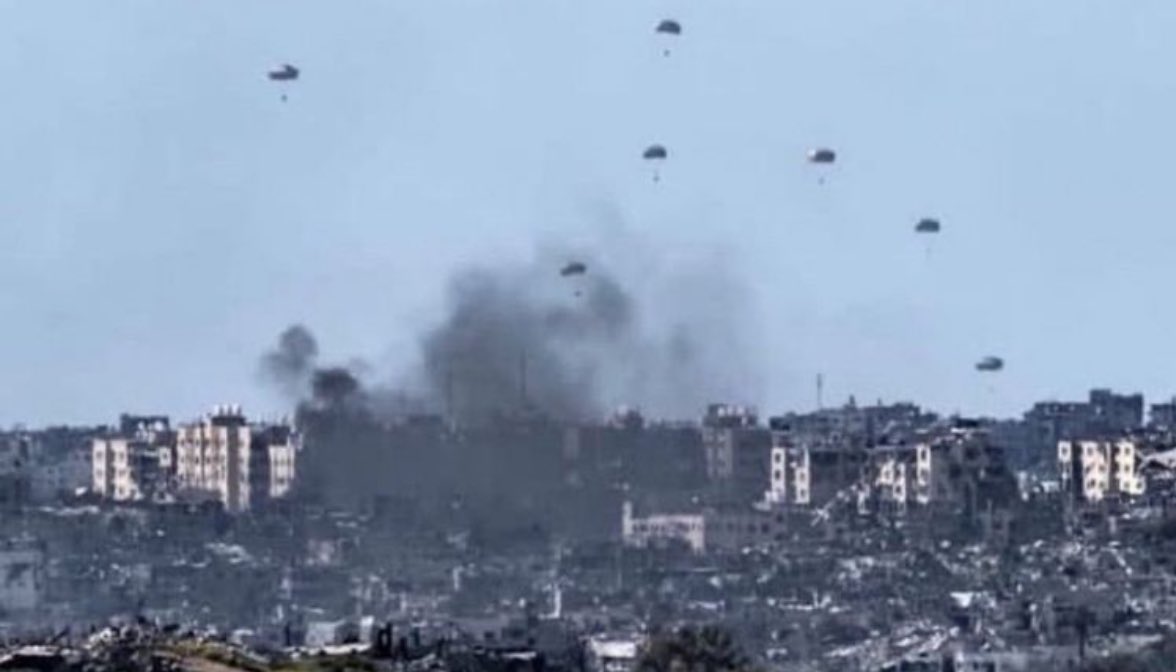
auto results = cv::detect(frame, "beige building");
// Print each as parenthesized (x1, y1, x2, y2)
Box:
(1058, 439, 1145, 502)
(175, 405, 297, 512)
(93, 438, 140, 501)
(92, 417, 174, 502)
(764, 438, 867, 509)
(765, 443, 813, 505)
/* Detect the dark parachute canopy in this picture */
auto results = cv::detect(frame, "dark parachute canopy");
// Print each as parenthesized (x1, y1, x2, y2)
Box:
(643, 145, 668, 182)
(975, 356, 1004, 372)
(656, 19, 682, 35)
(268, 64, 299, 81)
(643, 145, 668, 160)
(915, 218, 941, 234)
(560, 262, 587, 277)
(807, 148, 836, 164)
(268, 64, 299, 102)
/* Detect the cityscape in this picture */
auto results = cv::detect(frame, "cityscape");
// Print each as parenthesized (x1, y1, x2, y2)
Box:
(3, 2, 1174, 672)
(3, 384, 1176, 670)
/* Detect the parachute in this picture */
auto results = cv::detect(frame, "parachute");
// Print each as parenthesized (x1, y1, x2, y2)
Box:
(268, 64, 299, 81)
(807, 148, 836, 185)
(560, 262, 587, 277)
(656, 19, 682, 35)
(807, 148, 836, 164)
(268, 64, 299, 102)
(643, 145, 668, 160)
(916, 219, 941, 258)
(643, 144, 668, 182)
(656, 19, 681, 56)
(915, 218, 941, 234)
(975, 356, 1004, 372)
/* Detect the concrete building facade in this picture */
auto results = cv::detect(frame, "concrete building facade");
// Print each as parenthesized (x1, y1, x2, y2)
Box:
(703, 405, 772, 505)
(92, 417, 173, 502)
(175, 405, 297, 512)
(1058, 439, 1145, 502)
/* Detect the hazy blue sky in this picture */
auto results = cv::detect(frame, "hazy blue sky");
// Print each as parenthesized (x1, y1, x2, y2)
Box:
(2, 1, 1175, 425)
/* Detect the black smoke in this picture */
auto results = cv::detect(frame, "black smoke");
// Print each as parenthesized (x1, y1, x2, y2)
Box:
(419, 259, 635, 425)
(258, 324, 318, 400)
(258, 237, 764, 516)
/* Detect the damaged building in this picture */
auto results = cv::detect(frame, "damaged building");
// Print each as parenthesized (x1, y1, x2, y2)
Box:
(91, 406, 298, 512)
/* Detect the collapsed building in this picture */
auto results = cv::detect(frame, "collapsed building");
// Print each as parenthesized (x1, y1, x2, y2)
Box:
(620, 500, 784, 554)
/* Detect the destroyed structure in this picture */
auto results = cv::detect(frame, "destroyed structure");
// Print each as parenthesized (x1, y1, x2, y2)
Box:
(6, 389, 1176, 670)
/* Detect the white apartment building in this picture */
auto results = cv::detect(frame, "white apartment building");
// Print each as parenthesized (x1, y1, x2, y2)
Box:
(176, 405, 250, 511)
(92, 438, 168, 501)
(175, 405, 297, 512)
(767, 432, 1008, 516)
(766, 445, 788, 504)
(1058, 439, 1145, 502)
(765, 444, 814, 506)
(92, 417, 174, 502)
(266, 429, 297, 499)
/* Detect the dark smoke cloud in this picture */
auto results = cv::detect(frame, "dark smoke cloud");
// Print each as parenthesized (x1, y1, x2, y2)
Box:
(259, 239, 764, 423)
(419, 259, 636, 424)
(258, 324, 318, 400)
(257, 231, 764, 514)
(311, 367, 362, 407)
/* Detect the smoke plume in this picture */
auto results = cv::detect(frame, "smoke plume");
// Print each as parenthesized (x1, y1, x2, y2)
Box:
(257, 233, 764, 515)
(419, 259, 636, 424)
(260, 240, 763, 422)
(258, 324, 318, 400)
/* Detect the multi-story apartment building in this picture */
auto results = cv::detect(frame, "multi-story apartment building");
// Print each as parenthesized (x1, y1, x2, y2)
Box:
(771, 425, 1014, 517)
(256, 424, 297, 500)
(1058, 439, 1145, 502)
(90, 407, 296, 511)
(175, 405, 297, 512)
(92, 417, 172, 502)
(765, 435, 870, 509)
(765, 435, 816, 506)
(92, 438, 155, 501)
(702, 404, 771, 504)
(1024, 389, 1144, 466)
(870, 444, 916, 513)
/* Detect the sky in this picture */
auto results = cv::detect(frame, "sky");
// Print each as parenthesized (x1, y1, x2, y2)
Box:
(1, 1, 1176, 426)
